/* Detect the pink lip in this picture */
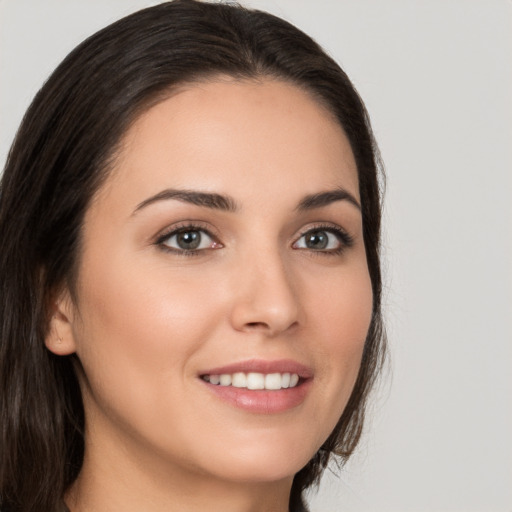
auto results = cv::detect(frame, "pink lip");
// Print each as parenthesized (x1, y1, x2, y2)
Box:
(198, 359, 314, 414)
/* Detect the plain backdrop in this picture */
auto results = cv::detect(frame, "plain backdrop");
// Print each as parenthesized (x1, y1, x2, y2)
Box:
(1, 1, 511, 511)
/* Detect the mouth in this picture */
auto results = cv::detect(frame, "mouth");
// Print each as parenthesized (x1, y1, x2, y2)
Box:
(198, 359, 313, 414)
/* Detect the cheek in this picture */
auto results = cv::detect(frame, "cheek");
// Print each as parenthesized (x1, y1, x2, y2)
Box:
(306, 262, 373, 424)
(70, 256, 236, 464)
(71, 255, 224, 404)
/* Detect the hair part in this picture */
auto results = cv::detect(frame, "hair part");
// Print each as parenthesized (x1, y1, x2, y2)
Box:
(0, 2, 385, 511)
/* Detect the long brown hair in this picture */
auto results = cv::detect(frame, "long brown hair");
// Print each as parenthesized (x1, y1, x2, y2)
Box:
(0, 1, 385, 510)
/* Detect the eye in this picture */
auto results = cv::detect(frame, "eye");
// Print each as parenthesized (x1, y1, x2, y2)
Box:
(293, 226, 353, 254)
(157, 226, 221, 253)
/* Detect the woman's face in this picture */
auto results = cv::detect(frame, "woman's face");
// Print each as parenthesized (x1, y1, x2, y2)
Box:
(53, 79, 372, 486)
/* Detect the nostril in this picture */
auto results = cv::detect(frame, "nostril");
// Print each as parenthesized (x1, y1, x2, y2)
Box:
(245, 321, 269, 329)
(243, 320, 299, 336)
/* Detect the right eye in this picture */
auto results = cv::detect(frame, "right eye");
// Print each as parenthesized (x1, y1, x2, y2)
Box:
(157, 226, 221, 254)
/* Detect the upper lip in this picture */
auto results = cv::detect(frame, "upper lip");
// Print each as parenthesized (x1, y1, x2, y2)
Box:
(199, 359, 314, 379)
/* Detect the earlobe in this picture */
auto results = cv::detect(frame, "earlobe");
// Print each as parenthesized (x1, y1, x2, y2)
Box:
(45, 290, 77, 356)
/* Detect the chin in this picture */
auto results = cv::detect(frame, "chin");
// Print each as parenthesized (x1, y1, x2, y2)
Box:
(194, 433, 318, 484)
(209, 459, 305, 485)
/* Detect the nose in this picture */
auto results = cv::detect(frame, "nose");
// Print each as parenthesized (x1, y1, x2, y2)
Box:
(229, 250, 301, 337)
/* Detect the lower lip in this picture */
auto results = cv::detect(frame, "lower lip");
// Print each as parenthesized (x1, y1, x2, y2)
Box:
(201, 379, 312, 414)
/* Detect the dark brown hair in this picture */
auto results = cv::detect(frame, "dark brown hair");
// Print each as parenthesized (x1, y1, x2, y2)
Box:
(0, 1, 385, 511)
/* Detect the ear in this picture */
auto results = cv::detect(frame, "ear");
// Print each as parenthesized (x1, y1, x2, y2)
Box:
(45, 288, 78, 356)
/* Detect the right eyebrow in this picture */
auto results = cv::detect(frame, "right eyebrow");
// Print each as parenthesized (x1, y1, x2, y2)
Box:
(132, 188, 239, 216)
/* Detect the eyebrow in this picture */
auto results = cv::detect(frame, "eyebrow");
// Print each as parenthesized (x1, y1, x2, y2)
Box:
(132, 186, 361, 216)
(296, 188, 361, 212)
(133, 189, 239, 215)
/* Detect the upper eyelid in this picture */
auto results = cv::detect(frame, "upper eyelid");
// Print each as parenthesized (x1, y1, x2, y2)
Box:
(295, 222, 352, 239)
(154, 221, 219, 244)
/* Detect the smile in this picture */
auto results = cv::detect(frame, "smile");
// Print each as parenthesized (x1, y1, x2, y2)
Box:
(201, 372, 300, 390)
(198, 359, 313, 414)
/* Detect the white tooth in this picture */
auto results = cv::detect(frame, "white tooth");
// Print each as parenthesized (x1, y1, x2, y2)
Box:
(232, 372, 247, 388)
(281, 373, 291, 388)
(247, 372, 265, 390)
(289, 373, 299, 387)
(219, 374, 232, 386)
(264, 373, 282, 390)
(209, 374, 220, 385)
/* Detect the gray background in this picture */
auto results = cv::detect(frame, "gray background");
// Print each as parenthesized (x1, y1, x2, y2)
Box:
(1, 1, 511, 510)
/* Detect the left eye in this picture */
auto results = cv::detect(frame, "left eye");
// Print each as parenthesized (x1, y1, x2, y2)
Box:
(293, 229, 343, 251)
(160, 228, 217, 251)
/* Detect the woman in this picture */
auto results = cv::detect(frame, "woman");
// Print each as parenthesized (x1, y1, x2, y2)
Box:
(0, 1, 385, 511)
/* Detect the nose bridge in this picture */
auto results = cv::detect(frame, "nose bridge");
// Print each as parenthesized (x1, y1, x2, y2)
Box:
(229, 241, 301, 336)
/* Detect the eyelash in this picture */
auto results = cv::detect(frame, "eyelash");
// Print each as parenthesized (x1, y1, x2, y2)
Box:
(155, 222, 221, 256)
(154, 222, 354, 257)
(293, 224, 354, 256)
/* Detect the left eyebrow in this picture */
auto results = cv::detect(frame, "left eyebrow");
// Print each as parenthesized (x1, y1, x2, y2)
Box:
(296, 188, 361, 212)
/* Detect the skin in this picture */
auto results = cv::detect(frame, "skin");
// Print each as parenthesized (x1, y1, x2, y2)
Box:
(47, 78, 373, 512)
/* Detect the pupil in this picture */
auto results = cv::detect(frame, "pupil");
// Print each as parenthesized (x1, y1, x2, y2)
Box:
(306, 231, 328, 249)
(177, 230, 201, 250)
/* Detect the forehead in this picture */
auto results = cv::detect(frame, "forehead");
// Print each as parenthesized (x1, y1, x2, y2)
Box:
(100, 78, 359, 211)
